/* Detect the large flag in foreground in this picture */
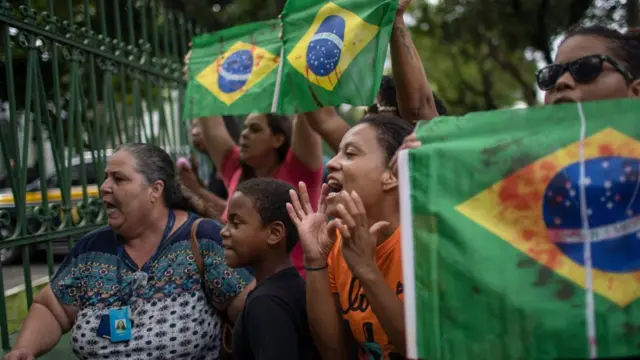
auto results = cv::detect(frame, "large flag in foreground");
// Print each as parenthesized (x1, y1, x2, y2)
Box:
(184, 20, 281, 117)
(398, 99, 640, 360)
(277, 0, 397, 114)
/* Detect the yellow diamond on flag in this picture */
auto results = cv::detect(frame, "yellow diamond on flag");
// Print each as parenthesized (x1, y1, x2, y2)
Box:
(286, 2, 379, 91)
(196, 41, 279, 106)
(456, 128, 640, 307)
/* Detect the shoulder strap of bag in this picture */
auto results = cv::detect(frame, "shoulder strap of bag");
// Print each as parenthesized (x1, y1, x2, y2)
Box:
(189, 217, 234, 355)
(190, 218, 205, 278)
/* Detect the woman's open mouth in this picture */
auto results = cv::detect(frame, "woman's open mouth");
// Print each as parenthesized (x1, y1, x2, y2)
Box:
(103, 200, 119, 216)
(327, 178, 343, 194)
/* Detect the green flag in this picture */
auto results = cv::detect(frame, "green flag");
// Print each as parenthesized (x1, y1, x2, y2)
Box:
(398, 99, 640, 360)
(183, 20, 281, 117)
(276, 0, 398, 113)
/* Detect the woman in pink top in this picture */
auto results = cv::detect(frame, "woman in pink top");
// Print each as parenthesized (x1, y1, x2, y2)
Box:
(198, 114, 324, 277)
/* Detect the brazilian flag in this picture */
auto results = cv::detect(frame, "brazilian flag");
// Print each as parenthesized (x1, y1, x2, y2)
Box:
(184, 20, 281, 117)
(277, 0, 398, 114)
(398, 99, 640, 359)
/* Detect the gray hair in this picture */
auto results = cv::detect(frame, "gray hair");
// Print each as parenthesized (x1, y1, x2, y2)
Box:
(116, 143, 195, 212)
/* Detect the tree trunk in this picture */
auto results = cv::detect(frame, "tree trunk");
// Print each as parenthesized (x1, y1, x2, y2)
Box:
(628, 0, 639, 28)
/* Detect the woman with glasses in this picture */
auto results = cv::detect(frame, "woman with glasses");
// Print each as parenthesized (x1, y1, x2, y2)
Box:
(4, 143, 254, 360)
(537, 25, 640, 104)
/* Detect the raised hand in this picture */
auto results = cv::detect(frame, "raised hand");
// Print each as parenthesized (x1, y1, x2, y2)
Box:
(183, 42, 192, 80)
(335, 190, 389, 279)
(397, 0, 412, 16)
(287, 182, 341, 267)
(388, 132, 421, 176)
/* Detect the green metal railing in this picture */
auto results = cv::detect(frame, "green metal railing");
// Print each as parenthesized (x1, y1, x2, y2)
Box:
(0, 0, 202, 350)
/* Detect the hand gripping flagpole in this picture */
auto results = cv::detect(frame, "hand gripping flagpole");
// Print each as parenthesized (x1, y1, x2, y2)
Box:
(577, 102, 598, 359)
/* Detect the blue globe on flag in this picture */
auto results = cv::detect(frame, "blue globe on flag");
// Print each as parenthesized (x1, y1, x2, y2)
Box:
(543, 156, 640, 273)
(306, 15, 345, 77)
(218, 49, 253, 94)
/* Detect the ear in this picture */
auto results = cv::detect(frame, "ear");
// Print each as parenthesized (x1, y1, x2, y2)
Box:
(266, 221, 286, 247)
(271, 134, 285, 149)
(149, 180, 165, 204)
(381, 169, 398, 192)
(629, 78, 640, 97)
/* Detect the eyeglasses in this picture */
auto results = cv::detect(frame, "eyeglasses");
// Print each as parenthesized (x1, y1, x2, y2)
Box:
(536, 55, 634, 91)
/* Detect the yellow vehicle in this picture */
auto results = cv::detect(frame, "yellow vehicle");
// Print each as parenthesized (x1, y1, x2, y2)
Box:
(0, 158, 101, 264)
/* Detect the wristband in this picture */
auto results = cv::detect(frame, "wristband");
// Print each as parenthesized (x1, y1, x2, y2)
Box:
(304, 263, 329, 272)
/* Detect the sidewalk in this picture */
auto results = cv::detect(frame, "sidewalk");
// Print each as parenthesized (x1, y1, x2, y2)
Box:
(1, 333, 74, 359)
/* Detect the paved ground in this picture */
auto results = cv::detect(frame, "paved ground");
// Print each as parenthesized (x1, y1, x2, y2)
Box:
(2, 264, 53, 292)
(0, 260, 73, 357)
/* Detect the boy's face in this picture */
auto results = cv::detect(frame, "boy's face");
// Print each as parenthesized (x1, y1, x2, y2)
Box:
(220, 192, 271, 268)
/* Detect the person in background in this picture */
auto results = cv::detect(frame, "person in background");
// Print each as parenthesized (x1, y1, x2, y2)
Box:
(221, 178, 321, 360)
(197, 113, 324, 278)
(306, 0, 442, 153)
(367, 75, 448, 118)
(392, 25, 640, 175)
(177, 117, 240, 220)
(4, 144, 253, 360)
(538, 25, 639, 104)
(288, 114, 413, 360)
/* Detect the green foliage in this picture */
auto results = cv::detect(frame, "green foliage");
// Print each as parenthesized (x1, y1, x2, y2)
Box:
(409, 0, 629, 115)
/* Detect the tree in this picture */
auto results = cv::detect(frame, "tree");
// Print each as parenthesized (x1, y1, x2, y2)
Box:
(410, 0, 627, 115)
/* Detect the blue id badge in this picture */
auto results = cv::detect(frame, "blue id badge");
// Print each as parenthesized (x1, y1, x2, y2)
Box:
(108, 307, 132, 343)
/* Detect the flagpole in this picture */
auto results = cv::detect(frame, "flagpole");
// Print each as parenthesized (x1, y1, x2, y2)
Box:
(271, 44, 285, 113)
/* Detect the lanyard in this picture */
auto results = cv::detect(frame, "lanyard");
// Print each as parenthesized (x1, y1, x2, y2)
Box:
(116, 209, 176, 305)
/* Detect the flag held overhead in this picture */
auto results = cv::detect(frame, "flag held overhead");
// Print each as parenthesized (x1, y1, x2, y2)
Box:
(278, 0, 398, 114)
(184, 20, 281, 117)
(287, 2, 380, 91)
(197, 41, 280, 106)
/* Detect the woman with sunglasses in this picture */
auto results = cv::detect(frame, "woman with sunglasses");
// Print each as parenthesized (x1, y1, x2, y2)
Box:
(4, 144, 254, 360)
(537, 25, 640, 103)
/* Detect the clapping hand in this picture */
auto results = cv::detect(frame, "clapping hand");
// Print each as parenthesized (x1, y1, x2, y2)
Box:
(287, 182, 342, 267)
(334, 190, 389, 279)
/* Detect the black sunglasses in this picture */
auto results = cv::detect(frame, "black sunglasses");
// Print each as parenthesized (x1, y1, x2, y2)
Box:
(536, 55, 634, 91)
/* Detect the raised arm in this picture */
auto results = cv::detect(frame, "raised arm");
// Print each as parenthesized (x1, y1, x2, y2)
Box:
(306, 272, 351, 360)
(7, 286, 77, 358)
(291, 113, 324, 170)
(198, 116, 236, 171)
(287, 183, 352, 360)
(390, 0, 439, 122)
(304, 107, 351, 154)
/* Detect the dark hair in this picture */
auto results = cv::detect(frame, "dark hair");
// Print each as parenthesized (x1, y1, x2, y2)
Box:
(117, 143, 197, 213)
(240, 114, 292, 181)
(235, 178, 299, 253)
(378, 75, 399, 109)
(375, 75, 448, 116)
(359, 113, 414, 163)
(563, 25, 640, 79)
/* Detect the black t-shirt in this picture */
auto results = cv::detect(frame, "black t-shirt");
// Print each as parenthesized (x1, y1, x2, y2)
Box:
(232, 267, 321, 360)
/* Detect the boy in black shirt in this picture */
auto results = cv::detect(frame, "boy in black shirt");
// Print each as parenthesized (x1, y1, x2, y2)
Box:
(220, 178, 321, 360)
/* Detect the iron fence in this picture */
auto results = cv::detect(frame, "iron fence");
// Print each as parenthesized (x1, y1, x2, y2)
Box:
(0, 0, 201, 351)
